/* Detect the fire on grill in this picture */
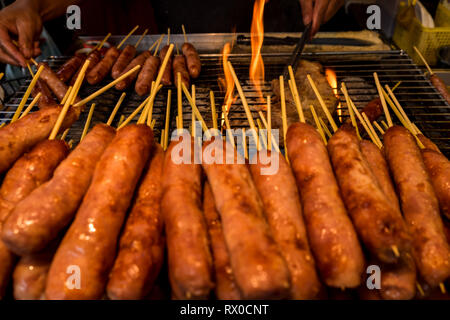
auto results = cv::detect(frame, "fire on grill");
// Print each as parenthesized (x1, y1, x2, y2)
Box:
(0, 0, 450, 303)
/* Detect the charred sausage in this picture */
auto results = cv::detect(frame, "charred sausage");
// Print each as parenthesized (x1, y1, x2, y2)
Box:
(70, 50, 101, 86)
(328, 126, 411, 263)
(2, 124, 115, 255)
(114, 51, 151, 91)
(86, 47, 120, 85)
(159, 45, 173, 86)
(384, 125, 450, 287)
(286, 122, 365, 288)
(421, 148, 450, 220)
(32, 79, 56, 109)
(56, 54, 85, 83)
(379, 253, 416, 300)
(46, 124, 153, 300)
(181, 42, 201, 79)
(38, 63, 70, 103)
(250, 151, 323, 299)
(111, 45, 136, 79)
(0, 105, 77, 175)
(173, 55, 190, 89)
(430, 74, 450, 105)
(107, 144, 165, 300)
(203, 182, 241, 300)
(134, 55, 161, 96)
(202, 139, 290, 299)
(162, 135, 213, 299)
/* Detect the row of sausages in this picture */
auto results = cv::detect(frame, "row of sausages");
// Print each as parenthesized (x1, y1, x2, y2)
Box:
(0, 111, 449, 299)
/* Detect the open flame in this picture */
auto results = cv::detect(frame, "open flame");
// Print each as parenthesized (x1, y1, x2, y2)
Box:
(325, 68, 342, 122)
(249, 0, 266, 103)
(220, 42, 236, 113)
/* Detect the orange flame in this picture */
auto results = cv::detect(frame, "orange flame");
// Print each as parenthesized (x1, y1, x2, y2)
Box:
(325, 68, 342, 122)
(250, 0, 265, 103)
(221, 42, 236, 113)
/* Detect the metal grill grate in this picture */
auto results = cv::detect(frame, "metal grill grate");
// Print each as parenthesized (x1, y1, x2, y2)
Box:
(1, 50, 449, 155)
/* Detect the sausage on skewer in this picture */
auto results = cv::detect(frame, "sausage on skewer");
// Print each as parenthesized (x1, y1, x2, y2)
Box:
(328, 125, 411, 263)
(111, 45, 136, 79)
(203, 182, 241, 300)
(379, 253, 417, 300)
(250, 150, 323, 299)
(286, 122, 365, 288)
(115, 51, 151, 91)
(107, 144, 165, 300)
(162, 135, 213, 299)
(70, 50, 101, 86)
(430, 74, 450, 105)
(56, 53, 86, 83)
(384, 125, 450, 287)
(2, 124, 115, 255)
(173, 55, 190, 89)
(46, 124, 153, 300)
(202, 140, 290, 299)
(134, 56, 161, 96)
(181, 42, 201, 79)
(32, 79, 57, 109)
(86, 47, 120, 85)
(159, 45, 173, 86)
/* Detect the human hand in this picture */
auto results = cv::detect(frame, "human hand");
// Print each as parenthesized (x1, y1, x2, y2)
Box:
(299, 0, 344, 38)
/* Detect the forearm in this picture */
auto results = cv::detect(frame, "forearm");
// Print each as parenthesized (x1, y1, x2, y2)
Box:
(15, 0, 82, 22)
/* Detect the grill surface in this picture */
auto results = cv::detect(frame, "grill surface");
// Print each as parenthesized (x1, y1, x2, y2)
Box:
(1, 49, 449, 155)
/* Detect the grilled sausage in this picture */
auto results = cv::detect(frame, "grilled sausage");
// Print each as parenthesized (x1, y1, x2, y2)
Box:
(202, 139, 290, 299)
(384, 125, 450, 287)
(430, 74, 450, 105)
(162, 135, 213, 299)
(203, 182, 241, 300)
(379, 253, 416, 300)
(134, 56, 161, 96)
(56, 54, 85, 83)
(107, 144, 165, 300)
(173, 55, 190, 89)
(286, 122, 365, 288)
(159, 45, 173, 85)
(181, 42, 201, 79)
(0, 240, 15, 299)
(421, 148, 450, 220)
(328, 126, 411, 263)
(70, 50, 101, 86)
(32, 79, 56, 109)
(86, 47, 120, 85)
(38, 63, 70, 103)
(13, 244, 57, 300)
(114, 51, 151, 91)
(347, 98, 383, 132)
(417, 134, 441, 153)
(46, 124, 153, 300)
(0, 105, 77, 175)
(360, 139, 401, 213)
(2, 124, 115, 255)
(111, 45, 136, 79)
(250, 151, 323, 299)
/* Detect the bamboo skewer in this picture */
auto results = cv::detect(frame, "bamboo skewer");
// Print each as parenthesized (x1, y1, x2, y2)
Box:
(60, 128, 69, 141)
(341, 82, 361, 139)
(256, 119, 267, 150)
(153, 35, 164, 56)
(61, 86, 73, 105)
(257, 110, 280, 153)
(30, 58, 38, 66)
(167, 28, 171, 45)
(117, 95, 151, 129)
(279, 75, 289, 162)
(310, 105, 327, 145)
(81, 103, 95, 141)
(373, 72, 392, 127)
(181, 24, 188, 43)
(307, 74, 338, 132)
(267, 95, 272, 151)
(242, 128, 248, 159)
(319, 117, 332, 139)
(150, 118, 156, 129)
(362, 112, 383, 148)
(117, 25, 139, 49)
(223, 110, 235, 148)
(191, 85, 196, 137)
(26, 63, 34, 77)
(385, 85, 416, 134)
(288, 66, 305, 123)
(134, 29, 148, 48)
(349, 99, 381, 148)
(164, 90, 171, 150)
(210, 91, 218, 130)
(177, 73, 183, 131)
(107, 92, 126, 126)
(181, 82, 211, 138)
(117, 115, 125, 128)
(49, 59, 90, 140)
(380, 87, 409, 129)
(148, 34, 163, 52)
(373, 121, 385, 135)
(94, 33, 111, 51)
(0, 73, 4, 81)
(413, 46, 433, 75)
(19, 92, 41, 119)
(11, 64, 44, 123)
(381, 120, 388, 130)
(74, 65, 141, 107)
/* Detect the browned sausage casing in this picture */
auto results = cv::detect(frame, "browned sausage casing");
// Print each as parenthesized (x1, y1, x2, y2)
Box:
(162, 135, 213, 299)
(417, 134, 441, 153)
(2, 124, 115, 255)
(384, 125, 450, 286)
(202, 140, 290, 299)
(111, 45, 136, 79)
(107, 144, 165, 300)
(203, 182, 241, 300)
(159, 45, 173, 85)
(379, 253, 416, 300)
(115, 51, 151, 91)
(70, 50, 101, 86)
(0, 105, 77, 175)
(360, 139, 401, 213)
(38, 63, 70, 103)
(32, 79, 56, 109)
(421, 148, 450, 220)
(46, 124, 153, 300)
(430, 74, 450, 105)
(346, 98, 383, 131)
(86, 47, 120, 85)
(286, 122, 365, 288)
(250, 151, 323, 299)
(134, 55, 161, 96)
(182, 42, 201, 79)
(328, 126, 411, 263)
(56, 54, 85, 83)
(173, 55, 190, 89)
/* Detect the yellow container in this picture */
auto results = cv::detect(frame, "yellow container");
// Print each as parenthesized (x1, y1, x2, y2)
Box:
(435, 2, 450, 27)
(393, 4, 450, 66)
